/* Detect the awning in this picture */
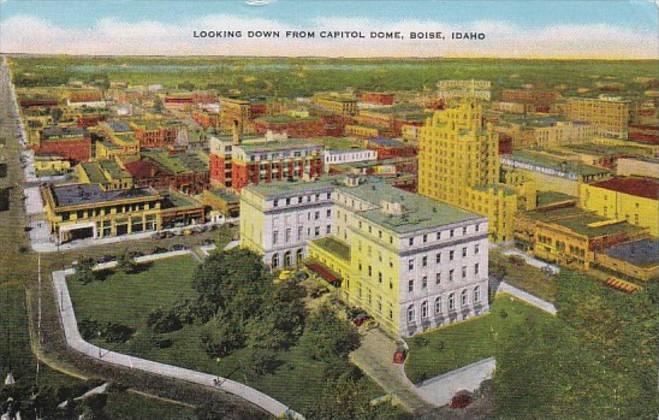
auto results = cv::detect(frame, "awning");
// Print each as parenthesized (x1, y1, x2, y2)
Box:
(305, 261, 340, 285)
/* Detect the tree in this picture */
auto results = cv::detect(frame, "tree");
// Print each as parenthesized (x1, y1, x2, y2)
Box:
(245, 348, 279, 376)
(74, 257, 97, 284)
(116, 251, 137, 274)
(101, 322, 134, 343)
(50, 107, 63, 124)
(200, 313, 244, 357)
(299, 305, 360, 363)
(79, 318, 101, 340)
(147, 307, 182, 334)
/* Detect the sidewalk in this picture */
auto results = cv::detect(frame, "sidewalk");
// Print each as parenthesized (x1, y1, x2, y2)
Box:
(496, 281, 557, 315)
(52, 251, 304, 419)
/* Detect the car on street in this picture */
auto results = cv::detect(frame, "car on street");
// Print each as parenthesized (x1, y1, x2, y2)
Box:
(97, 255, 117, 264)
(151, 247, 168, 254)
(170, 244, 188, 251)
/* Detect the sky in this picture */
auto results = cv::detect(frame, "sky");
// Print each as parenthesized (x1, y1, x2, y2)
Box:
(0, 0, 658, 58)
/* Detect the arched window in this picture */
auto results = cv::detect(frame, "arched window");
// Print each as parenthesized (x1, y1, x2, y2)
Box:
(461, 289, 468, 307)
(434, 297, 441, 314)
(407, 305, 415, 323)
(421, 301, 428, 318)
(296, 248, 304, 265)
(271, 253, 279, 269)
(448, 293, 455, 311)
(284, 251, 292, 267)
(473, 286, 480, 303)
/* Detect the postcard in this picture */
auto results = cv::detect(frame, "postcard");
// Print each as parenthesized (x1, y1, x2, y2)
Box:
(0, 1, 657, 419)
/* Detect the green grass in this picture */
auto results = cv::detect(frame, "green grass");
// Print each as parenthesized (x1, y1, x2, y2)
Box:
(67, 255, 384, 413)
(491, 252, 558, 302)
(67, 255, 198, 328)
(404, 295, 555, 384)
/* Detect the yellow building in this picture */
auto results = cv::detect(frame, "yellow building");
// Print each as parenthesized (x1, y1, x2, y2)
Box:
(76, 159, 133, 191)
(418, 99, 522, 242)
(344, 124, 380, 138)
(34, 154, 71, 175)
(95, 121, 140, 159)
(594, 239, 659, 282)
(311, 93, 358, 116)
(241, 175, 490, 337)
(515, 205, 648, 271)
(579, 177, 659, 237)
(565, 96, 632, 139)
(41, 183, 162, 243)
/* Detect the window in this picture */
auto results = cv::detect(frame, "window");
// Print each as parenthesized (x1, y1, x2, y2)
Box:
(436, 272, 441, 284)
(389, 310, 393, 320)
(462, 266, 467, 278)
(450, 229, 454, 238)
(461, 289, 468, 306)
(449, 250, 454, 261)
(368, 266, 372, 276)
(326, 225, 331, 234)
(474, 286, 481, 303)
(462, 247, 467, 257)
(326, 192, 331, 199)
(273, 199, 278, 207)
(463, 226, 467, 235)
(408, 259, 414, 270)
(297, 226, 303, 240)
(423, 234, 428, 243)
(448, 293, 455, 310)
(422, 276, 427, 289)
(285, 228, 291, 242)
(422, 256, 428, 267)
(273, 230, 279, 244)
(421, 301, 428, 318)
(271, 253, 279, 268)
(449, 269, 454, 282)
(285, 198, 290, 205)
(326, 209, 331, 217)
(378, 272, 383, 283)
(475, 224, 480, 232)
(407, 306, 415, 323)
(436, 231, 441, 240)
(315, 193, 320, 200)
(408, 280, 414, 292)
(475, 244, 480, 254)
(475, 263, 480, 275)
(314, 211, 320, 220)
(434, 297, 441, 314)
(314, 226, 320, 236)
(436, 253, 441, 263)
(409, 237, 414, 246)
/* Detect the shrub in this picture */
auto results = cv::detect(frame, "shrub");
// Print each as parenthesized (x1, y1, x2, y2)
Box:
(79, 318, 101, 340)
(413, 336, 429, 347)
(147, 307, 182, 334)
(101, 322, 134, 343)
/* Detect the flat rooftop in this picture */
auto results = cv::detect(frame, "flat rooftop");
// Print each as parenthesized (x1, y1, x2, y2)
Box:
(312, 237, 351, 261)
(525, 206, 643, 238)
(503, 150, 609, 177)
(536, 191, 578, 208)
(246, 176, 339, 199)
(42, 126, 87, 139)
(143, 150, 208, 174)
(50, 183, 158, 208)
(338, 178, 482, 234)
(604, 239, 659, 267)
(589, 177, 658, 200)
(238, 139, 323, 154)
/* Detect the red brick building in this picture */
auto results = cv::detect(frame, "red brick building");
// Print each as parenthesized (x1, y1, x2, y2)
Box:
(129, 120, 181, 148)
(253, 115, 326, 138)
(628, 123, 659, 144)
(36, 127, 91, 163)
(192, 111, 219, 129)
(359, 91, 395, 105)
(364, 138, 417, 160)
(501, 89, 559, 112)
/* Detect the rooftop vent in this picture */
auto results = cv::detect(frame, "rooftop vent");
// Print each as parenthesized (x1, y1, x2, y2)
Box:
(381, 200, 406, 216)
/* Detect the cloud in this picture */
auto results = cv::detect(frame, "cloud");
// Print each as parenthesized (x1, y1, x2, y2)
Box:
(245, 0, 276, 6)
(0, 14, 656, 59)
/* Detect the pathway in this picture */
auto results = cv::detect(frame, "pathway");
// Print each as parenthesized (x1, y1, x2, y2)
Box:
(414, 357, 496, 406)
(52, 251, 304, 419)
(496, 281, 557, 315)
(350, 329, 433, 413)
(501, 248, 560, 274)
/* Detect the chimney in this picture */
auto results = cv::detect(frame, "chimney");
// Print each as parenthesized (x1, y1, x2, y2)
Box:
(232, 120, 240, 145)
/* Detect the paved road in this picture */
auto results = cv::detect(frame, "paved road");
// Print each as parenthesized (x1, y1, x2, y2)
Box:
(414, 357, 496, 406)
(52, 251, 304, 419)
(496, 281, 557, 315)
(501, 248, 560, 274)
(350, 329, 433, 413)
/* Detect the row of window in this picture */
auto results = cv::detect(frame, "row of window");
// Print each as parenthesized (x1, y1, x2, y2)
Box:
(408, 263, 480, 291)
(407, 286, 481, 323)
(272, 224, 331, 244)
(248, 149, 320, 162)
(407, 244, 480, 270)
(272, 192, 332, 208)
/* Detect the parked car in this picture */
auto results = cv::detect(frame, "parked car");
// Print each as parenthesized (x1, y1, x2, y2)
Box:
(170, 244, 188, 251)
(128, 251, 144, 259)
(201, 239, 215, 246)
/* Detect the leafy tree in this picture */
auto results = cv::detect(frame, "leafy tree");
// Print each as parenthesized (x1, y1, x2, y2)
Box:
(299, 305, 360, 362)
(245, 348, 280, 376)
(147, 307, 182, 334)
(50, 107, 63, 124)
(74, 257, 98, 284)
(101, 322, 134, 343)
(79, 318, 101, 340)
(200, 313, 244, 357)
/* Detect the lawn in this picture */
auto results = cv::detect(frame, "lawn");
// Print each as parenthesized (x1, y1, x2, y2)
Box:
(404, 295, 555, 384)
(490, 251, 558, 302)
(66, 255, 384, 413)
(67, 255, 199, 328)
(104, 390, 197, 419)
